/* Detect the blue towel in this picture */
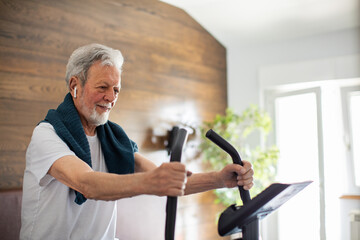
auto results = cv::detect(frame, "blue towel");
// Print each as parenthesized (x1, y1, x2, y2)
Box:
(43, 93, 138, 205)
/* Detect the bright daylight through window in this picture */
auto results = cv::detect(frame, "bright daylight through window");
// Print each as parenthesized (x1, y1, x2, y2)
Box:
(349, 92, 360, 186)
(267, 80, 360, 240)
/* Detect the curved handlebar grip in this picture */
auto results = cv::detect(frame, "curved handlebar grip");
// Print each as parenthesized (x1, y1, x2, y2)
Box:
(206, 129, 251, 204)
(206, 129, 242, 165)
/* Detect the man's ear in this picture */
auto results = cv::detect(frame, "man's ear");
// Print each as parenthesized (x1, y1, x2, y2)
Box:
(69, 76, 79, 98)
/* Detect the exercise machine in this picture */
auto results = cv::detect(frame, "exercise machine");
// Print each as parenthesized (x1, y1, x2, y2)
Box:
(164, 128, 312, 240)
(206, 129, 312, 239)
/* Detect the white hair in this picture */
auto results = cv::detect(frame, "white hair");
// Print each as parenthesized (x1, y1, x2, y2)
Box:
(65, 43, 124, 89)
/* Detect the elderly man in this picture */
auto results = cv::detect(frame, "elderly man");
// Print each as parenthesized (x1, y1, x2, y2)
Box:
(20, 43, 253, 240)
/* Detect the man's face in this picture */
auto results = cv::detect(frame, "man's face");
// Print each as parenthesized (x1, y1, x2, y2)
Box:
(75, 61, 121, 127)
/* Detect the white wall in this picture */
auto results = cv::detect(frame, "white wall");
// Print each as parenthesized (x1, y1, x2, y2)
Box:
(226, 27, 360, 113)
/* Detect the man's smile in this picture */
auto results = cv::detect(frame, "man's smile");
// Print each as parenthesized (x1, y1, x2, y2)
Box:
(96, 103, 112, 112)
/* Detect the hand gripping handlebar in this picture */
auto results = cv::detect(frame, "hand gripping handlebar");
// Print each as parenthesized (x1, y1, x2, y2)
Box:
(206, 129, 251, 205)
(165, 128, 188, 240)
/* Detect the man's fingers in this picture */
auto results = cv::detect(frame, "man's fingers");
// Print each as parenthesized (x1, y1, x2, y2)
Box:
(242, 160, 252, 170)
(167, 188, 185, 197)
(166, 178, 186, 196)
(219, 162, 254, 190)
(239, 160, 252, 174)
(230, 162, 252, 176)
(158, 162, 189, 196)
(237, 168, 254, 180)
(237, 176, 253, 188)
(168, 162, 186, 171)
(243, 182, 254, 191)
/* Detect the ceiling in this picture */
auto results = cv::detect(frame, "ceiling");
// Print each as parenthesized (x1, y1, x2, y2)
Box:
(160, 0, 360, 47)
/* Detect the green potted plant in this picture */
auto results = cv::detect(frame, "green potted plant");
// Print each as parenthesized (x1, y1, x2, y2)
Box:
(199, 105, 279, 206)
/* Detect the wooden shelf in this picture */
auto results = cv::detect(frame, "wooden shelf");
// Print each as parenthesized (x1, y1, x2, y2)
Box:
(340, 195, 360, 200)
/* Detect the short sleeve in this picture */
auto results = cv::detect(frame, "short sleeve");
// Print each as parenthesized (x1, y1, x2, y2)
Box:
(26, 122, 76, 186)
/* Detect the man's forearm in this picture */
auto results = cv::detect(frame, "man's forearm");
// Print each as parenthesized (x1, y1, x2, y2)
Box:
(49, 155, 150, 201)
(50, 155, 190, 201)
(82, 162, 187, 200)
(79, 171, 149, 200)
(184, 172, 224, 195)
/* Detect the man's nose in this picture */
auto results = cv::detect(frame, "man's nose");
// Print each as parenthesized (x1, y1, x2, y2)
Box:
(104, 89, 117, 102)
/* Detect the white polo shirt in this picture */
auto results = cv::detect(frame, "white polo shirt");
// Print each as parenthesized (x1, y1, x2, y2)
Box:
(20, 122, 117, 240)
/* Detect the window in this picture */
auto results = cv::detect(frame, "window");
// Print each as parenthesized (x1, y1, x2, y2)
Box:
(264, 81, 360, 240)
(341, 86, 360, 189)
(265, 88, 325, 240)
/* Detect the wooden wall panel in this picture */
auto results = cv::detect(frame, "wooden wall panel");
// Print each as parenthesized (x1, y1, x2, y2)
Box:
(0, 0, 227, 238)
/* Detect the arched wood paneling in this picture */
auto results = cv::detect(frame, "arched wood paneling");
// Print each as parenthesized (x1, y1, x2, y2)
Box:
(0, 0, 227, 189)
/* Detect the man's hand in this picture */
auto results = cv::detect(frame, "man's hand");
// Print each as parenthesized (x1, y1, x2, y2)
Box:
(218, 161, 254, 190)
(143, 162, 192, 197)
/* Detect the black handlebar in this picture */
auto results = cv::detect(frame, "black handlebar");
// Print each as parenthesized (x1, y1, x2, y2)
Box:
(206, 129, 251, 205)
(165, 128, 188, 240)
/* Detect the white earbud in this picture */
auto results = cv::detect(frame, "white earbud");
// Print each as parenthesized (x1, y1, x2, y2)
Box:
(74, 87, 77, 98)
